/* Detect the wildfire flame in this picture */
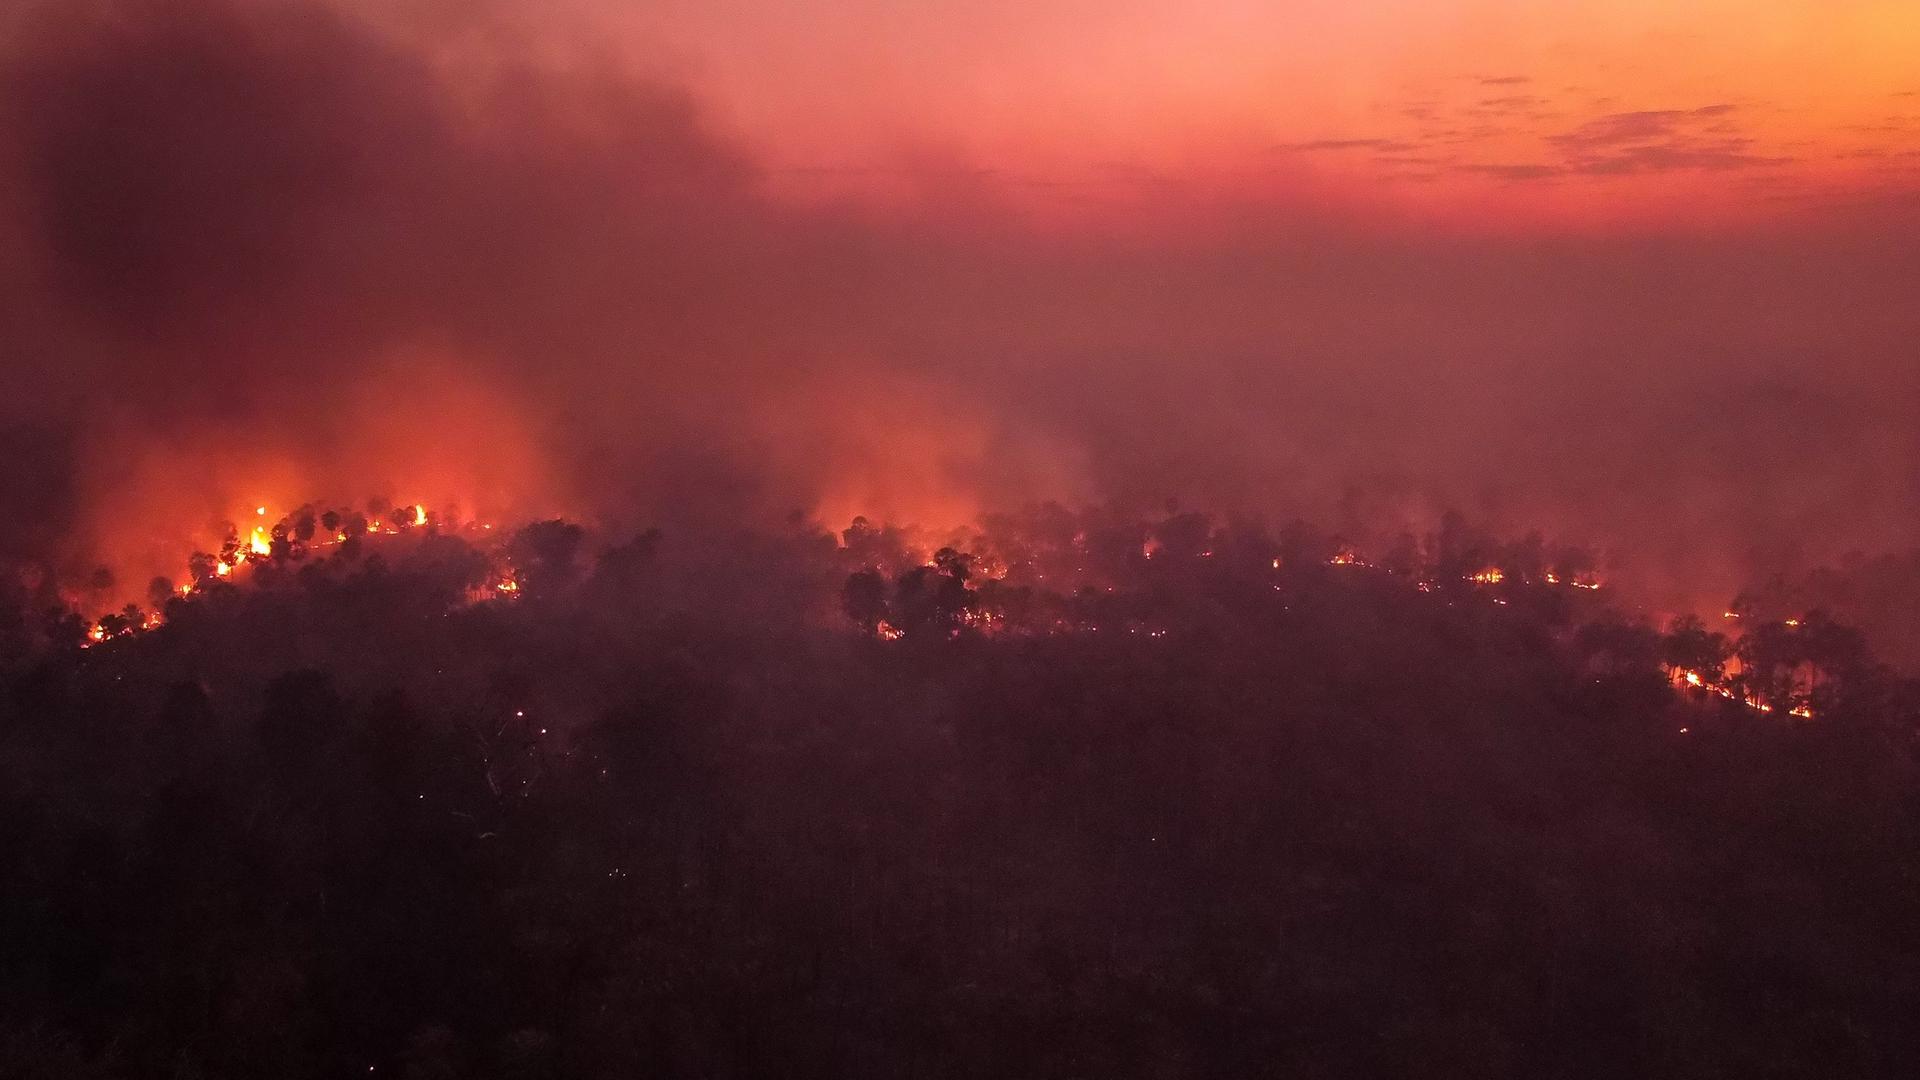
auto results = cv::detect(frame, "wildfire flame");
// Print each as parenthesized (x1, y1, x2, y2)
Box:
(1669, 666, 1815, 719)
(73, 498, 525, 650)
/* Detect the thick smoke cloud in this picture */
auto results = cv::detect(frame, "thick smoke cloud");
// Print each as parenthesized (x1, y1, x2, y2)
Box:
(1, 0, 1915, 616)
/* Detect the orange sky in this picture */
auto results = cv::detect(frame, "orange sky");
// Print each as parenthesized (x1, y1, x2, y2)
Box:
(418, 0, 1919, 223)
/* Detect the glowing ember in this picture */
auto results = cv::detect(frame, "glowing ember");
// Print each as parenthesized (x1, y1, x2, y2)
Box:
(960, 609, 1002, 632)
(1468, 568, 1505, 584)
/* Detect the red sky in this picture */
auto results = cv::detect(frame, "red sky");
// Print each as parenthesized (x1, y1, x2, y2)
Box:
(405, 0, 1920, 223)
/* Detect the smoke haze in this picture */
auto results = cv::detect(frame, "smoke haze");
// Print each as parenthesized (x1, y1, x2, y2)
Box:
(2, 0, 1916, 616)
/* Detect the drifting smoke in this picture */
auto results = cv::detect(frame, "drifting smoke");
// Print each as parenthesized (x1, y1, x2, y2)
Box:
(0, 0, 1916, 619)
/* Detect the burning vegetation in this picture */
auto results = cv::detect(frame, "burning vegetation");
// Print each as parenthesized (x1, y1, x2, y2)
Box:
(34, 501, 1881, 728)
(61, 499, 526, 650)
(828, 508, 1851, 722)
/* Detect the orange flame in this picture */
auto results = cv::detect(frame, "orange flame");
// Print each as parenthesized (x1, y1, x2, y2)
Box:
(1668, 666, 1813, 720)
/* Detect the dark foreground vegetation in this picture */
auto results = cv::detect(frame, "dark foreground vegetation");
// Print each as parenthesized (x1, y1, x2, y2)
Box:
(4, 508, 1919, 1079)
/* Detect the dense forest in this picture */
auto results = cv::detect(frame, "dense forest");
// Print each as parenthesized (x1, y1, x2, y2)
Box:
(3, 506, 1919, 1078)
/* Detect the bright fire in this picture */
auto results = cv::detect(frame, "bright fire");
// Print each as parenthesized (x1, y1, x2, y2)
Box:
(74, 498, 523, 649)
(1668, 666, 1816, 720)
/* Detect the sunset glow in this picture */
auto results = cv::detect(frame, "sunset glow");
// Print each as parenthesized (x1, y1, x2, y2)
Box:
(591, 0, 1920, 222)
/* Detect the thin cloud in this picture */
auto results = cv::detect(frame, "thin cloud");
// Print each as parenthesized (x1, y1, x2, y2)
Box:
(1276, 137, 1418, 153)
(1540, 105, 1790, 174)
(1477, 95, 1548, 111)
(1459, 162, 1562, 180)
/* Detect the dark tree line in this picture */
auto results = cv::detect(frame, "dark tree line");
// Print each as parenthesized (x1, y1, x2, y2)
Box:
(2, 507, 1919, 1078)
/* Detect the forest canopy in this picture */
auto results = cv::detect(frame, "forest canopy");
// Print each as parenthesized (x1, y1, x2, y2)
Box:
(3, 505, 1917, 1078)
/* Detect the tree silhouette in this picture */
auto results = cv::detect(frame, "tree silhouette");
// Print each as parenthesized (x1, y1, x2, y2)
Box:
(508, 520, 585, 596)
(842, 568, 889, 634)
